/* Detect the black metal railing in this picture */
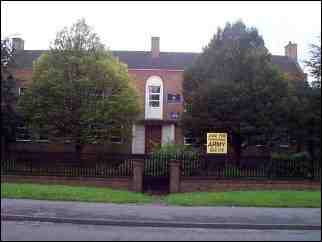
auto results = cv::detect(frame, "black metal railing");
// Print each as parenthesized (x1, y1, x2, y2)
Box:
(1, 152, 145, 178)
(1, 151, 321, 180)
(181, 154, 321, 180)
(144, 153, 169, 177)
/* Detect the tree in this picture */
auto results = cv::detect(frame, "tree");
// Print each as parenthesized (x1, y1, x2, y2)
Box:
(305, 36, 321, 88)
(17, 19, 140, 163)
(1, 38, 20, 149)
(182, 20, 289, 165)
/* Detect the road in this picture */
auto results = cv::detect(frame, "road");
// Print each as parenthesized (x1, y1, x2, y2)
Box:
(2, 220, 321, 241)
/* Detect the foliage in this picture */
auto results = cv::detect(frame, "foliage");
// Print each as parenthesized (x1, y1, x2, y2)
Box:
(1, 38, 20, 142)
(182, 20, 289, 161)
(283, 76, 321, 160)
(17, 19, 140, 157)
(304, 36, 321, 88)
(271, 151, 311, 161)
(152, 143, 199, 159)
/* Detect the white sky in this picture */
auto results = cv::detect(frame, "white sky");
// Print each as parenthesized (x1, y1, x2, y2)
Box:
(1, 1, 321, 77)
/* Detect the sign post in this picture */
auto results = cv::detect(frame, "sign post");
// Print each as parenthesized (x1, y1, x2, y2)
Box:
(207, 133, 228, 154)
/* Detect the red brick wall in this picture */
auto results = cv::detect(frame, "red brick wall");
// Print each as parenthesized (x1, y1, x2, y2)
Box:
(12, 68, 33, 86)
(8, 141, 131, 154)
(128, 69, 184, 121)
(180, 177, 321, 193)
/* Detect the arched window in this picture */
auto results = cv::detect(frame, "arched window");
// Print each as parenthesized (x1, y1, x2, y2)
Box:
(145, 76, 163, 119)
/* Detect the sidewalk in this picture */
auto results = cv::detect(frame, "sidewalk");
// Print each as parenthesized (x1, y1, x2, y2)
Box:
(1, 199, 321, 230)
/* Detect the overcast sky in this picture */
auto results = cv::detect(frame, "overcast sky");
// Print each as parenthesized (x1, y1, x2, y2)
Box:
(1, 1, 321, 76)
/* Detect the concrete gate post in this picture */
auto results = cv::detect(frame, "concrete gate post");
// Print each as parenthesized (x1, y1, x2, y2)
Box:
(169, 159, 181, 193)
(132, 159, 144, 193)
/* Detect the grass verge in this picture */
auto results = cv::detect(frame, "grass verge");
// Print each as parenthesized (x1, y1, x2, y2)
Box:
(1, 183, 153, 204)
(163, 190, 321, 208)
(1, 183, 320, 207)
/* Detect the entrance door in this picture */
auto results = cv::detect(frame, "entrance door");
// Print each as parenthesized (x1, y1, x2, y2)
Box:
(145, 125, 162, 154)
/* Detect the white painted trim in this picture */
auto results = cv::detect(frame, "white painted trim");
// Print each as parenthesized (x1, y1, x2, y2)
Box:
(131, 124, 136, 153)
(18, 87, 26, 96)
(162, 124, 175, 145)
(145, 75, 163, 120)
(131, 124, 145, 154)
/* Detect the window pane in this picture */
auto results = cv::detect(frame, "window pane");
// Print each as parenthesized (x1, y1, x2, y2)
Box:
(149, 101, 160, 107)
(16, 126, 32, 141)
(110, 125, 123, 144)
(19, 87, 27, 96)
(149, 86, 160, 94)
(149, 94, 160, 101)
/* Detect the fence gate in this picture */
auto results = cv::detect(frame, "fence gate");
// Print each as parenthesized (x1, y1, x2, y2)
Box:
(143, 155, 169, 193)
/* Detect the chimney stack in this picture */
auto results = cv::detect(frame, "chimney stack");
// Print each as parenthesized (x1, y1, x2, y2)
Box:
(151, 36, 160, 58)
(12, 37, 24, 51)
(285, 41, 297, 61)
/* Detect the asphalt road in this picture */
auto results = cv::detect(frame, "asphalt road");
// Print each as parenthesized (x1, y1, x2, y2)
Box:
(2, 199, 321, 226)
(2, 221, 321, 241)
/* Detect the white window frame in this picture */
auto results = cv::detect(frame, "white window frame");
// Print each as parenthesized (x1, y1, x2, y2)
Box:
(183, 137, 196, 146)
(16, 126, 32, 142)
(110, 126, 123, 144)
(18, 87, 27, 96)
(145, 76, 163, 120)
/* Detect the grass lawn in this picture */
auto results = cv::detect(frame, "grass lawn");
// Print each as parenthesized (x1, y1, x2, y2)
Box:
(1, 183, 320, 208)
(163, 191, 321, 208)
(1, 183, 153, 204)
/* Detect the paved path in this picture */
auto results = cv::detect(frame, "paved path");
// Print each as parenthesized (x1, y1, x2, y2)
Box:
(2, 221, 321, 241)
(1, 199, 321, 229)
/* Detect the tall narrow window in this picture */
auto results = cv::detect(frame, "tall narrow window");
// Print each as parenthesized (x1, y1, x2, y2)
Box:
(145, 76, 163, 120)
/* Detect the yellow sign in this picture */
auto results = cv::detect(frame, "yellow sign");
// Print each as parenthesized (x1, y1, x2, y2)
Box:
(207, 133, 228, 154)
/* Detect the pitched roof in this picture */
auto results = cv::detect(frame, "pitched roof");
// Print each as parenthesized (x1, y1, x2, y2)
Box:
(12, 50, 304, 76)
(270, 55, 304, 75)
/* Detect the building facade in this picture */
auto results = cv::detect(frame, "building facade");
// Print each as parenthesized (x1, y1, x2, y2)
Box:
(10, 37, 306, 154)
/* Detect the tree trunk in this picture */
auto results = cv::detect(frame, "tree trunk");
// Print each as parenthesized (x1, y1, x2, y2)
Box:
(1, 136, 6, 161)
(296, 138, 303, 153)
(75, 143, 83, 166)
(307, 119, 315, 179)
(232, 131, 242, 168)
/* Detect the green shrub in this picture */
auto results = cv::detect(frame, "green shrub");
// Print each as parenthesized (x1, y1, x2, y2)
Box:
(271, 151, 311, 161)
(152, 143, 199, 160)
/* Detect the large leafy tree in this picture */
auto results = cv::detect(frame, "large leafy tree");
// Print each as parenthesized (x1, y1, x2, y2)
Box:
(1, 38, 20, 148)
(182, 20, 289, 165)
(285, 36, 321, 164)
(305, 36, 321, 88)
(303, 37, 321, 161)
(17, 19, 140, 163)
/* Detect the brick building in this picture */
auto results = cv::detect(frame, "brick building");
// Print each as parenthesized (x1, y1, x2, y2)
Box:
(10, 37, 306, 154)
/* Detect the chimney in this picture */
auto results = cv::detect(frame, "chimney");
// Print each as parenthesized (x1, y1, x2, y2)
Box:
(151, 36, 160, 58)
(285, 41, 297, 61)
(12, 37, 24, 51)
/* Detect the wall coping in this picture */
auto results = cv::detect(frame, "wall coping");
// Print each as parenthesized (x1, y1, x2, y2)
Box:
(1, 175, 131, 181)
(181, 177, 321, 183)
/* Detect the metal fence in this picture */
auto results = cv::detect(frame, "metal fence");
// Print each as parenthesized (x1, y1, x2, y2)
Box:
(181, 154, 321, 179)
(1, 152, 144, 178)
(1, 151, 321, 180)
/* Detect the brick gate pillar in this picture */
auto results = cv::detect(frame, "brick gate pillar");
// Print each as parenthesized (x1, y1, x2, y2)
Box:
(132, 159, 144, 192)
(169, 159, 181, 193)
